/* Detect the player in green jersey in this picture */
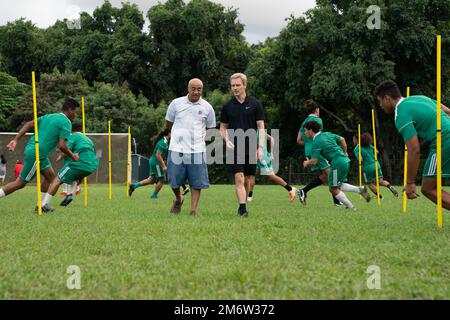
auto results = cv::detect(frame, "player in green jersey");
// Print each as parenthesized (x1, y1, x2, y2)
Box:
(0, 99, 79, 205)
(375, 80, 450, 210)
(40, 122, 99, 212)
(247, 131, 297, 202)
(128, 129, 189, 199)
(297, 100, 342, 206)
(303, 121, 371, 209)
(353, 132, 398, 199)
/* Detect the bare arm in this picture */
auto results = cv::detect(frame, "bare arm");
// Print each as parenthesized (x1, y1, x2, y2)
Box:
(58, 138, 78, 161)
(441, 103, 450, 116)
(405, 136, 420, 184)
(220, 122, 234, 149)
(304, 157, 319, 167)
(297, 132, 304, 146)
(256, 120, 265, 158)
(156, 151, 166, 170)
(7, 120, 34, 151)
(338, 137, 348, 156)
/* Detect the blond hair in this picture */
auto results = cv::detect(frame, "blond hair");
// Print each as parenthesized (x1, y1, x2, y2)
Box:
(230, 73, 247, 86)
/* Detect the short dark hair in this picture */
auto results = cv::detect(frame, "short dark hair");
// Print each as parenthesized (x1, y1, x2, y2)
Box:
(61, 98, 80, 111)
(374, 80, 401, 99)
(304, 120, 321, 133)
(361, 132, 373, 148)
(72, 122, 83, 132)
(304, 99, 320, 114)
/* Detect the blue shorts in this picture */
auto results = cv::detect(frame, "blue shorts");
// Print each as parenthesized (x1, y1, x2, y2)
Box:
(167, 151, 209, 189)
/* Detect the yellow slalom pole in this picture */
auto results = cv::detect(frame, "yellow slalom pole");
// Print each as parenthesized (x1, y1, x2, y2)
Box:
(436, 35, 443, 228)
(358, 124, 363, 199)
(403, 87, 410, 213)
(126, 126, 131, 197)
(108, 120, 112, 200)
(82, 96, 88, 208)
(371, 109, 381, 206)
(32, 72, 42, 216)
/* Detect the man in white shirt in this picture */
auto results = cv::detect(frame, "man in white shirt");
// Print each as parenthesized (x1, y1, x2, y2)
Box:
(165, 78, 216, 216)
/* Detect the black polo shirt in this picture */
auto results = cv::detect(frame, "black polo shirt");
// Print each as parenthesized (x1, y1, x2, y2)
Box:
(220, 96, 265, 130)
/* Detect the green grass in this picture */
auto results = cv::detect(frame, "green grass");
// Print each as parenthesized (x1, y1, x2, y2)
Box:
(0, 184, 449, 299)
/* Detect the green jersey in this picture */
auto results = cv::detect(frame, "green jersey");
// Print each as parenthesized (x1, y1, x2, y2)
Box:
(299, 115, 323, 156)
(150, 137, 169, 164)
(395, 95, 450, 149)
(25, 113, 72, 158)
(65, 132, 98, 171)
(310, 132, 349, 168)
(353, 145, 375, 169)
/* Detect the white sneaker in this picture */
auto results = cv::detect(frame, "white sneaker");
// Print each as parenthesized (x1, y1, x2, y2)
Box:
(247, 196, 253, 202)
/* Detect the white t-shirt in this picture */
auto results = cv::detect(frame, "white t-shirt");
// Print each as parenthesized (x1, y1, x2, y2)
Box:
(165, 96, 216, 153)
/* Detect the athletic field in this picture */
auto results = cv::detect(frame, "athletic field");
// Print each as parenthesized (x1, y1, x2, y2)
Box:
(1, 184, 449, 299)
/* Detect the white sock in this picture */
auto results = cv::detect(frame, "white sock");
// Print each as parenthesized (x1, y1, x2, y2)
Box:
(341, 183, 360, 193)
(0, 189, 5, 198)
(43, 193, 53, 206)
(63, 184, 67, 193)
(335, 191, 354, 209)
(40, 192, 46, 203)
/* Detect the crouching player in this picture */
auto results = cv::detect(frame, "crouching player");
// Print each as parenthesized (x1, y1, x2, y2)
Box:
(303, 121, 371, 209)
(41, 123, 98, 212)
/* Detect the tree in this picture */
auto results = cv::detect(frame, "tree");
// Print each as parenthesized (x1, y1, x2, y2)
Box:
(0, 72, 28, 131)
(147, 0, 251, 101)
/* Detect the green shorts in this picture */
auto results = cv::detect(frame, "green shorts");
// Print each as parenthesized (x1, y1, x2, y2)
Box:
(256, 156, 274, 175)
(19, 152, 51, 183)
(307, 154, 330, 172)
(422, 146, 450, 178)
(58, 166, 92, 184)
(328, 161, 350, 188)
(149, 159, 165, 179)
(363, 163, 383, 183)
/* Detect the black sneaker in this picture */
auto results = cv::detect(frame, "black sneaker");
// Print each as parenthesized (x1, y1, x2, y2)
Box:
(297, 189, 307, 205)
(128, 184, 135, 197)
(238, 209, 249, 217)
(389, 186, 399, 197)
(182, 186, 190, 196)
(60, 194, 74, 207)
(42, 204, 55, 213)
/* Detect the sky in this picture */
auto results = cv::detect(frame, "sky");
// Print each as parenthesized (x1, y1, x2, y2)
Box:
(0, 0, 317, 43)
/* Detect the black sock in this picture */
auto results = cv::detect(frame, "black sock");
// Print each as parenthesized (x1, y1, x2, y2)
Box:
(333, 195, 340, 204)
(248, 191, 253, 197)
(181, 184, 187, 191)
(284, 184, 293, 192)
(302, 178, 322, 194)
(239, 203, 247, 213)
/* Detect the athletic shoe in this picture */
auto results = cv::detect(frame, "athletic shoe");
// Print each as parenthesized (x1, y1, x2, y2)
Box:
(238, 209, 249, 218)
(60, 194, 74, 207)
(42, 204, 55, 213)
(334, 202, 343, 207)
(289, 187, 297, 203)
(345, 206, 357, 211)
(297, 189, 307, 205)
(247, 196, 253, 202)
(151, 193, 158, 199)
(182, 187, 190, 196)
(170, 198, 184, 214)
(359, 186, 371, 202)
(389, 186, 399, 197)
(128, 184, 135, 197)
(75, 187, 82, 196)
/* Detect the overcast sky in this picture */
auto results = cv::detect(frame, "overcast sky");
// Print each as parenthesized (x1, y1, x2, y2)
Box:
(0, 0, 317, 43)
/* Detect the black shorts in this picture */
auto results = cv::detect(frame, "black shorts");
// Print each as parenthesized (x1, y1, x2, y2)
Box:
(229, 152, 256, 176)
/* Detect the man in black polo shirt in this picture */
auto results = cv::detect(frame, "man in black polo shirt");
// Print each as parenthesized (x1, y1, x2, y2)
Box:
(220, 73, 266, 217)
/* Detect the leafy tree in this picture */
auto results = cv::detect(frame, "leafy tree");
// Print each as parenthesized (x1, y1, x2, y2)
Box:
(0, 72, 28, 130)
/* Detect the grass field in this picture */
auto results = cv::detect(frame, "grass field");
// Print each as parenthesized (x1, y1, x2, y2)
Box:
(0, 184, 449, 299)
